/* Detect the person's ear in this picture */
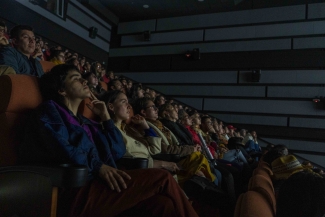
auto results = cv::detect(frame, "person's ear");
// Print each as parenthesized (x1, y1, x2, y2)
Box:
(107, 103, 114, 113)
(58, 88, 66, 97)
(140, 109, 146, 117)
(11, 38, 18, 46)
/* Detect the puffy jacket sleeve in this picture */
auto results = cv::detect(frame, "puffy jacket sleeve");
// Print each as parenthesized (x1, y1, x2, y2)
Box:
(0, 47, 19, 73)
(100, 119, 126, 161)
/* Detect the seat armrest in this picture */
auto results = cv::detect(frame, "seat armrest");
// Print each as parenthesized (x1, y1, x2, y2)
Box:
(0, 164, 88, 188)
(116, 157, 148, 170)
(152, 153, 181, 162)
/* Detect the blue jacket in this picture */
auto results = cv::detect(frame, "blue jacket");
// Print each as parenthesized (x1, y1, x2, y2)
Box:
(0, 46, 44, 77)
(19, 100, 126, 178)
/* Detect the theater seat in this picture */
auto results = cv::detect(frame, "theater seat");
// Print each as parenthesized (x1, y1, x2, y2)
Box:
(253, 167, 272, 177)
(248, 174, 276, 214)
(100, 81, 108, 91)
(237, 191, 275, 217)
(40, 61, 56, 73)
(0, 74, 87, 217)
(234, 194, 244, 217)
(0, 74, 42, 166)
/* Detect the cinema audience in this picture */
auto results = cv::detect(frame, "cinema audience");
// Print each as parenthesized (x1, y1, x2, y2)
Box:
(19, 64, 198, 217)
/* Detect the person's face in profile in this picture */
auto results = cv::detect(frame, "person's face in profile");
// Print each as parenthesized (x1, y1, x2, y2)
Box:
(59, 70, 90, 101)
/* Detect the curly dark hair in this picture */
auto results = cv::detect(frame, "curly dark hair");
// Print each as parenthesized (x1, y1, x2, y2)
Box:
(39, 64, 79, 103)
(132, 97, 152, 116)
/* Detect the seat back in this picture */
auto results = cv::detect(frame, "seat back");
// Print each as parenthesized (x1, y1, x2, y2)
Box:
(234, 193, 244, 217)
(248, 174, 276, 214)
(238, 191, 275, 217)
(0, 75, 42, 166)
(0, 170, 53, 217)
(40, 61, 56, 73)
(100, 81, 108, 91)
(253, 167, 273, 177)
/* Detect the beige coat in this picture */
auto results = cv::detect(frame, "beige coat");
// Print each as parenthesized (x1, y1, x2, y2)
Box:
(116, 122, 161, 168)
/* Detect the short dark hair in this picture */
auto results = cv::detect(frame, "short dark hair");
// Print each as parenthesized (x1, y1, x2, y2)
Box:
(65, 57, 78, 66)
(263, 144, 288, 165)
(108, 79, 120, 90)
(10, 25, 33, 39)
(201, 116, 211, 124)
(40, 64, 79, 103)
(158, 103, 173, 118)
(129, 83, 143, 100)
(133, 97, 152, 116)
(82, 71, 95, 80)
(50, 50, 65, 60)
(154, 95, 165, 105)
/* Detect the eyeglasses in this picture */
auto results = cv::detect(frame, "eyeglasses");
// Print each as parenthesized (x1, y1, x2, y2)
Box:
(145, 105, 158, 110)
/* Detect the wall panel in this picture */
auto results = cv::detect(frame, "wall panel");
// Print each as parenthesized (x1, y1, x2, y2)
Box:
(110, 39, 290, 57)
(118, 19, 156, 34)
(121, 30, 204, 46)
(308, 2, 325, 19)
(205, 21, 323, 41)
(67, 3, 111, 40)
(204, 99, 325, 116)
(290, 117, 325, 129)
(173, 98, 203, 110)
(260, 137, 325, 152)
(156, 5, 305, 31)
(294, 37, 325, 49)
(268, 86, 325, 98)
(148, 85, 265, 97)
(209, 113, 287, 126)
(239, 70, 325, 84)
(116, 71, 238, 83)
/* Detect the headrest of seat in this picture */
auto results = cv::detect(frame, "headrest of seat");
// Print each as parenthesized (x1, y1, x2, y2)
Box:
(39, 61, 56, 73)
(0, 75, 42, 113)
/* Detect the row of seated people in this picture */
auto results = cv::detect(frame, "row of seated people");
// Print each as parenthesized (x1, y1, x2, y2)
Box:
(0, 24, 261, 217)
(1, 23, 324, 217)
(235, 144, 325, 217)
(1, 26, 243, 216)
(1, 62, 260, 217)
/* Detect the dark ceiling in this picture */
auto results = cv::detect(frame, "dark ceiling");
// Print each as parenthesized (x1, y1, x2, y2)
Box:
(95, 0, 323, 23)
